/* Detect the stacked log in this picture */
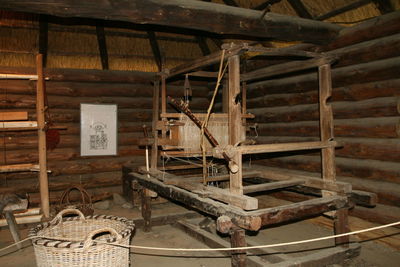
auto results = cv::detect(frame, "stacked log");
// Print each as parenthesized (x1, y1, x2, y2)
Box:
(0, 67, 210, 203)
(245, 12, 400, 223)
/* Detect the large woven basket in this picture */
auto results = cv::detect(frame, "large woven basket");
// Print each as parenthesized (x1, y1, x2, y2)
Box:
(29, 209, 135, 267)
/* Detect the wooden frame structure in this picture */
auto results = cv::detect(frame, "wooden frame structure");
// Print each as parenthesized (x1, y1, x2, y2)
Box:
(129, 43, 362, 266)
(0, 54, 50, 218)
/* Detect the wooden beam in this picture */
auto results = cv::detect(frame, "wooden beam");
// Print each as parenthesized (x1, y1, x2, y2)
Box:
(242, 56, 334, 82)
(288, 0, 313, 19)
(315, 0, 373, 21)
(243, 179, 305, 194)
(195, 36, 211, 56)
(253, 0, 282, 11)
(0, 112, 28, 121)
(0, 163, 39, 173)
(373, 0, 395, 14)
(38, 15, 48, 68)
(0, 0, 342, 44)
(228, 55, 243, 195)
(36, 54, 50, 219)
(95, 22, 109, 70)
(237, 141, 338, 155)
(147, 31, 163, 72)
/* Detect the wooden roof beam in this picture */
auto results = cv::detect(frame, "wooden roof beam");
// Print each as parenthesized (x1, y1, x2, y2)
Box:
(95, 21, 109, 70)
(316, 0, 373, 21)
(288, 0, 313, 19)
(254, 0, 283, 11)
(0, 0, 342, 44)
(373, 0, 395, 14)
(147, 31, 163, 72)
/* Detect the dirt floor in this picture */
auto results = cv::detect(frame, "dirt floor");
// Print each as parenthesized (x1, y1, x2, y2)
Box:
(0, 201, 399, 266)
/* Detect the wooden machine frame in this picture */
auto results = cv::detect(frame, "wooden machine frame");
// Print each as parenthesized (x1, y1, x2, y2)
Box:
(130, 43, 362, 266)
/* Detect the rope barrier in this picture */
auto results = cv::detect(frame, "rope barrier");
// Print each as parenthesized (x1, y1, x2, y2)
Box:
(1, 221, 399, 255)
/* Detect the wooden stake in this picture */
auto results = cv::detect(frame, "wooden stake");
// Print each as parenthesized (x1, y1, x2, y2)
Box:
(36, 54, 50, 218)
(230, 227, 247, 267)
(140, 188, 152, 232)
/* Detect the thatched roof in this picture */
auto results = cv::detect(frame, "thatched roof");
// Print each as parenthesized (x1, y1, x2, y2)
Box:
(0, 0, 398, 71)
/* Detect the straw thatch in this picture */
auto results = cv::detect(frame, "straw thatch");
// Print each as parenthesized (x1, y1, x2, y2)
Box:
(0, 1, 398, 71)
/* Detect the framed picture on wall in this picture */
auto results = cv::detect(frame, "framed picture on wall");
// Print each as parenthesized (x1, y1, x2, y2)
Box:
(80, 103, 118, 156)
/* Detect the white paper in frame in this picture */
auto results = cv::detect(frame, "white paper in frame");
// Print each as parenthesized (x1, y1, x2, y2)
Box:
(80, 103, 118, 156)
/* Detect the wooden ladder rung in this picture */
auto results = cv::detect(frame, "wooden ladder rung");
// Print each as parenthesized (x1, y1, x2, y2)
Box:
(0, 121, 38, 131)
(0, 74, 39, 80)
(0, 163, 40, 173)
(243, 179, 305, 194)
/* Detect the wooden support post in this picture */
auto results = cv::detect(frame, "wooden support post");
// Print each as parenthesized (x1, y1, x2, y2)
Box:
(161, 73, 167, 138)
(36, 54, 50, 218)
(319, 64, 336, 191)
(228, 55, 243, 195)
(4, 212, 22, 250)
(151, 81, 160, 169)
(230, 227, 247, 267)
(334, 208, 350, 246)
(140, 188, 152, 232)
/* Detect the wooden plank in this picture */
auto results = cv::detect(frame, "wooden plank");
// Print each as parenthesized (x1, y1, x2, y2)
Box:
(0, 112, 28, 121)
(36, 54, 50, 218)
(0, 121, 37, 130)
(229, 55, 243, 195)
(131, 172, 262, 231)
(250, 195, 349, 226)
(160, 113, 254, 119)
(161, 176, 258, 210)
(254, 166, 352, 193)
(243, 179, 305, 194)
(0, 163, 39, 173)
(188, 71, 218, 78)
(237, 141, 337, 155)
(0, 0, 342, 44)
(241, 56, 333, 82)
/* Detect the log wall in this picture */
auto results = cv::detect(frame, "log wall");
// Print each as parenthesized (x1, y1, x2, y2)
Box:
(0, 67, 210, 205)
(245, 12, 400, 225)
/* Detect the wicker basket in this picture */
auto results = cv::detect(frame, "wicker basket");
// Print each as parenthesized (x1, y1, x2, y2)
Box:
(29, 209, 135, 267)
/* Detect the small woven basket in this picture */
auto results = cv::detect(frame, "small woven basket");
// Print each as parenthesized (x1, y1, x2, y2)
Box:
(29, 209, 135, 267)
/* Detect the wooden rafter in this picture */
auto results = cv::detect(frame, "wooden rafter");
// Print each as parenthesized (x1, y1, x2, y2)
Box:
(373, 0, 395, 14)
(147, 31, 163, 71)
(95, 21, 109, 70)
(316, 0, 373, 21)
(195, 36, 211, 56)
(253, 0, 283, 11)
(288, 0, 313, 19)
(0, 0, 342, 44)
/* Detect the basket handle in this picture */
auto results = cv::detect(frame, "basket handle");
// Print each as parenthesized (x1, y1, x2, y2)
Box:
(51, 208, 86, 225)
(59, 186, 92, 206)
(83, 227, 122, 249)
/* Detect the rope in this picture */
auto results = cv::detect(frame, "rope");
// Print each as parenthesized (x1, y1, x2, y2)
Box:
(1, 221, 399, 254)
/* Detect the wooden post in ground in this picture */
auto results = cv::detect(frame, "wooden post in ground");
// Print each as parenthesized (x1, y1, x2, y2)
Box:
(140, 187, 152, 232)
(319, 63, 349, 245)
(36, 54, 50, 218)
(228, 55, 243, 195)
(230, 226, 247, 267)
